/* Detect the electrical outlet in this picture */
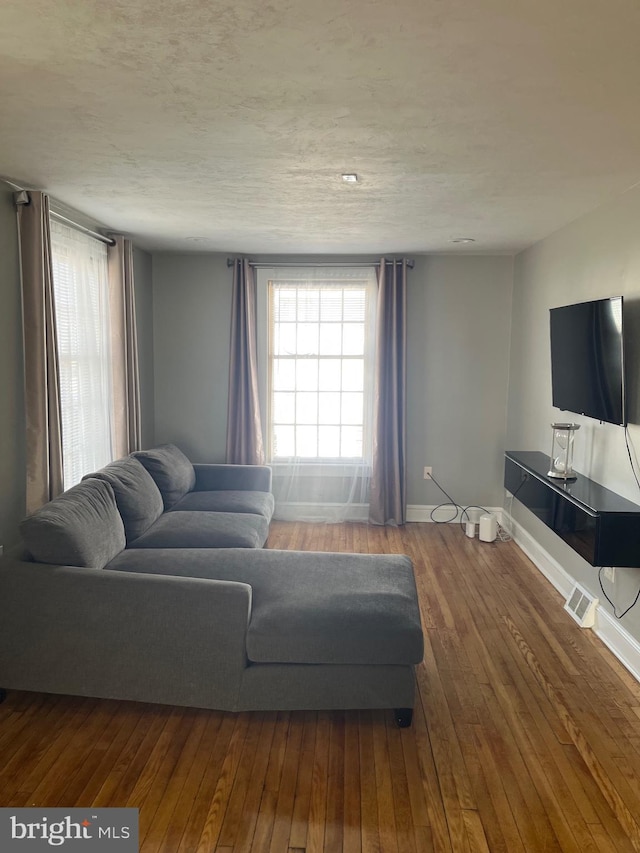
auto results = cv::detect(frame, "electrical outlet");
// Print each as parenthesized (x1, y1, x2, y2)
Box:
(423, 466, 432, 480)
(603, 566, 616, 582)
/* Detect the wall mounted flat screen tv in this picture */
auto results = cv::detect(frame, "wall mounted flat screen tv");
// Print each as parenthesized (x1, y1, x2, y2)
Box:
(549, 296, 626, 426)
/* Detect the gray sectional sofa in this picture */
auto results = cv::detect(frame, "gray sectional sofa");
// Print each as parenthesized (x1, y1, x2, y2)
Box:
(0, 445, 424, 725)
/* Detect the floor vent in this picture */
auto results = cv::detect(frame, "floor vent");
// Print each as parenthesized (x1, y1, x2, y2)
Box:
(564, 583, 598, 627)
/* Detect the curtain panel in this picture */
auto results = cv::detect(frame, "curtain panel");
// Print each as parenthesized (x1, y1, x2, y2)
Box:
(15, 190, 64, 514)
(369, 258, 408, 525)
(226, 258, 265, 465)
(107, 235, 142, 457)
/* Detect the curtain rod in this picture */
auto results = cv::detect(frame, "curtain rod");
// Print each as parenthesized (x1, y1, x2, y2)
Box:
(9, 181, 116, 247)
(49, 210, 116, 246)
(226, 258, 414, 269)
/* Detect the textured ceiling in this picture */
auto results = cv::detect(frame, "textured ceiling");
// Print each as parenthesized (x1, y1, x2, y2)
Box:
(1, 0, 640, 253)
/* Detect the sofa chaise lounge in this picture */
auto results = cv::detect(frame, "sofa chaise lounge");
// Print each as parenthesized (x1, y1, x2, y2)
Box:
(0, 445, 424, 725)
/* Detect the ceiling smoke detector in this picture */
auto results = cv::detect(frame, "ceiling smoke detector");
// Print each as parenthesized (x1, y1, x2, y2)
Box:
(341, 174, 358, 183)
(450, 237, 476, 244)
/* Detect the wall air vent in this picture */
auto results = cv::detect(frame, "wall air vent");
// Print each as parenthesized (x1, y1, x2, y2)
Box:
(564, 583, 598, 627)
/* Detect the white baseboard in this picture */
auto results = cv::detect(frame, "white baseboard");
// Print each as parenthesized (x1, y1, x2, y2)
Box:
(274, 502, 369, 522)
(274, 503, 504, 525)
(594, 607, 640, 683)
(506, 514, 575, 599)
(505, 512, 640, 684)
(406, 504, 504, 524)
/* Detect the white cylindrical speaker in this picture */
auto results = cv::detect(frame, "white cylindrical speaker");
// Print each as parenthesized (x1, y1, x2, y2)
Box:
(465, 521, 476, 538)
(479, 513, 498, 542)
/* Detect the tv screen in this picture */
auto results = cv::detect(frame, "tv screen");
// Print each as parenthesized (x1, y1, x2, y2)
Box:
(549, 296, 626, 426)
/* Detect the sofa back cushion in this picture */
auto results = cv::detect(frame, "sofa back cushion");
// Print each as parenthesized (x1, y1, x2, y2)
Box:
(20, 478, 126, 568)
(87, 457, 164, 543)
(132, 444, 196, 509)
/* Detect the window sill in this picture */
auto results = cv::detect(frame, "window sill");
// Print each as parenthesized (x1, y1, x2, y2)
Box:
(269, 460, 372, 477)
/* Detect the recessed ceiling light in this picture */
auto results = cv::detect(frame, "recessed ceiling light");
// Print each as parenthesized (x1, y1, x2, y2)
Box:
(450, 237, 476, 244)
(341, 173, 358, 183)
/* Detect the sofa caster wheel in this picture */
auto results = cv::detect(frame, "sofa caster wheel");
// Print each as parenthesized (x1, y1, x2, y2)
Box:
(0, 689, 7, 704)
(394, 708, 413, 728)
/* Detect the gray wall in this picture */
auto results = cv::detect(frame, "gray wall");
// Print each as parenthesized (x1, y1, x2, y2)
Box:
(151, 252, 514, 506)
(506, 184, 640, 637)
(0, 186, 25, 549)
(0, 186, 155, 547)
(152, 253, 232, 461)
(407, 255, 513, 510)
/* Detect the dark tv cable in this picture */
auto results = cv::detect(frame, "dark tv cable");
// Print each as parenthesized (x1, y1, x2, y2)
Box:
(598, 566, 640, 620)
(624, 426, 640, 492)
(428, 472, 510, 539)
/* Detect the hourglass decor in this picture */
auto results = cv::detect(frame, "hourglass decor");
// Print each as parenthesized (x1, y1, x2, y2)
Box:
(548, 423, 580, 479)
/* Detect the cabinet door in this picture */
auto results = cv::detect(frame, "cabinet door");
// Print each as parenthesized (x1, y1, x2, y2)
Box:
(550, 497, 598, 565)
(505, 457, 598, 565)
(597, 515, 640, 567)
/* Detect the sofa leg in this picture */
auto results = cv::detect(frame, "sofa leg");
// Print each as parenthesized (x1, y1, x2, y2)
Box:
(394, 707, 413, 728)
(0, 689, 6, 704)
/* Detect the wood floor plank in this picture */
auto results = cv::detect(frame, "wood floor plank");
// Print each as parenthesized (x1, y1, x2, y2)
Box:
(342, 711, 363, 853)
(215, 711, 266, 847)
(323, 712, 345, 853)
(230, 712, 278, 853)
(249, 712, 291, 852)
(288, 711, 318, 850)
(0, 697, 96, 802)
(268, 715, 304, 853)
(153, 710, 225, 852)
(411, 682, 454, 853)
(6, 699, 104, 806)
(91, 705, 173, 808)
(385, 716, 417, 853)
(139, 711, 210, 851)
(168, 712, 239, 853)
(466, 724, 527, 853)
(306, 711, 330, 853)
(358, 710, 381, 853)
(2, 522, 640, 852)
(372, 713, 399, 853)
(193, 712, 251, 852)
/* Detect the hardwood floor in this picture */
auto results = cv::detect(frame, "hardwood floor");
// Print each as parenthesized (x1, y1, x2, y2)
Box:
(2, 521, 640, 851)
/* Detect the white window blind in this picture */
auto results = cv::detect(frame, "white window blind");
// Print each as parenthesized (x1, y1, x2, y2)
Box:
(268, 271, 377, 462)
(50, 220, 114, 488)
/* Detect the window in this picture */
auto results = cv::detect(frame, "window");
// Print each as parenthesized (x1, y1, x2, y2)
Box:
(50, 220, 114, 487)
(267, 268, 377, 463)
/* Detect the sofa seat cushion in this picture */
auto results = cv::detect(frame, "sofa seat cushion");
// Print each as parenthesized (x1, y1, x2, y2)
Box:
(128, 512, 269, 549)
(86, 457, 164, 543)
(169, 490, 275, 521)
(106, 548, 424, 666)
(132, 444, 196, 509)
(20, 479, 126, 569)
(244, 552, 423, 666)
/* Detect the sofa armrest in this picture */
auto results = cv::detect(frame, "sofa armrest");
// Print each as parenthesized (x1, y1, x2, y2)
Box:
(0, 560, 252, 710)
(193, 463, 272, 493)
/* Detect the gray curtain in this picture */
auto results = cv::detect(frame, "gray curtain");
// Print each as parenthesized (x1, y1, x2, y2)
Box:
(226, 258, 265, 464)
(107, 235, 142, 456)
(15, 190, 64, 513)
(369, 259, 408, 525)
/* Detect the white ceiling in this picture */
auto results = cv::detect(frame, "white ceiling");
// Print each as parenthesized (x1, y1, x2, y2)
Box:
(1, 0, 640, 254)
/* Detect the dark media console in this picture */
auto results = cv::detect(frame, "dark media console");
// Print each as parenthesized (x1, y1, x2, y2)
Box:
(505, 450, 640, 568)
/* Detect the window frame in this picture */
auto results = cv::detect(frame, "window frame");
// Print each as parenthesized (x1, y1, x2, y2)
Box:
(261, 267, 377, 466)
